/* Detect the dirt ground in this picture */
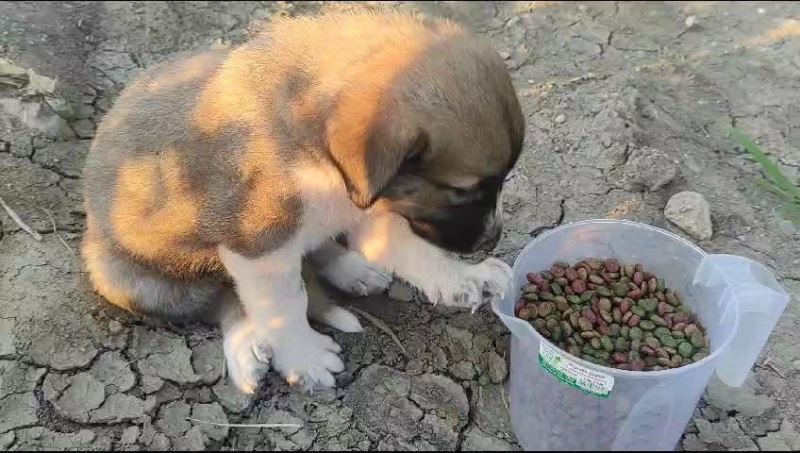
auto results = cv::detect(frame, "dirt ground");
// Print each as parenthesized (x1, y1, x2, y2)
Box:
(1, 1, 799, 451)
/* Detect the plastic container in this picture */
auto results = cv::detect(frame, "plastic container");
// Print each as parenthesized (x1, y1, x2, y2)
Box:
(492, 219, 789, 451)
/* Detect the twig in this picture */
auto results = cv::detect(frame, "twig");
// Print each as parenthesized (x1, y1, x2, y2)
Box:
(348, 306, 408, 356)
(41, 208, 74, 253)
(186, 418, 302, 429)
(759, 357, 787, 378)
(0, 195, 41, 240)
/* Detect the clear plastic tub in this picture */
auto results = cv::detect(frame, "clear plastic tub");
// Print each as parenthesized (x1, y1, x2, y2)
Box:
(492, 219, 789, 451)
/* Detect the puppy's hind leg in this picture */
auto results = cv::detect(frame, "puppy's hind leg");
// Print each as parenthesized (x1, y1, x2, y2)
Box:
(302, 262, 363, 333)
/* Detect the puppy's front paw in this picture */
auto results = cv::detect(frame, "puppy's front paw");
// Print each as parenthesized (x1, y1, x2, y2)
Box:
(222, 319, 272, 395)
(318, 251, 393, 296)
(432, 258, 512, 312)
(272, 331, 344, 390)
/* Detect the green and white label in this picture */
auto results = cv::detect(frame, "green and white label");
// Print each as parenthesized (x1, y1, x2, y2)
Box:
(538, 341, 614, 398)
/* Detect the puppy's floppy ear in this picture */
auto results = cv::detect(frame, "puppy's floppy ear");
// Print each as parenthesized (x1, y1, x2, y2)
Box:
(327, 105, 428, 209)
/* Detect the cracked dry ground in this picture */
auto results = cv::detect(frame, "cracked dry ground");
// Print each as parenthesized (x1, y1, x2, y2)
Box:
(1, 1, 799, 451)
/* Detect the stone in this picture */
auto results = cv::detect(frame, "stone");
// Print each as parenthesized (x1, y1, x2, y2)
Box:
(52, 372, 106, 423)
(449, 360, 476, 380)
(462, 427, 515, 451)
(409, 373, 469, 420)
(756, 420, 800, 451)
(554, 113, 566, 124)
(141, 374, 164, 394)
(473, 385, 514, 437)
(27, 333, 98, 371)
(345, 365, 422, 440)
(212, 380, 251, 413)
(108, 320, 124, 334)
(0, 318, 15, 357)
(681, 433, 706, 451)
(323, 407, 353, 437)
(130, 327, 198, 384)
(191, 340, 223, 385)
(696, 418, 758, 450)
(483, 351, 508, 383)
(0, 431, 14, 450)
(191, 403, 229, 441)
(622, 146, 678, 192)
(258, 409, 314, 451)
(172, 426, 206, 451)
(90, 351, 135, 393)
(156, 401, 192, 437)
(0, 392, 39, 433)
(0, 361, 45, 399)
(89, 393, 152, 424)
(149, 433, 171, 450)
(704, 375, 774, 417)
(120, 426, 140, 445)
(664, 191, 713, 240)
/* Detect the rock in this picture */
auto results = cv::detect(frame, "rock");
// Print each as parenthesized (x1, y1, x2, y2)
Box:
(120, 426, 140, 445)
(191, 403, 229, 441)
(13, 428, 96, 450)
(156, 401, 192, 437)
(444, 325, 473, 360)
(704, 375, 774, 417)
(90, 351, 135, 393)
(0, 431, 14, 449)
(184, 386, 214, 403)
(462, 427, 515, 451)
(323, 407, 353, 437)
(622, 146, 678, 192)
(739, 414, 781, 436)
(154, 382, 183, 404)
(149, 433, 171, 450)
(756, 419, 800, 451)
(108, 320, 123, 334)
(473, 385, 514, 437)
(0, 361, 45, 399)
(172, 426, 206, 451)
(27, 333, 98, 371)
(212, 380, 251, 413)
(345, 365, 422, 440)
(52, 372, 106, 423)
(450, 360, 476, 380)
(483, 351, 508, 383)
(0, 392, 39, 433)
(71, 119, 95, 138)
(664, 191, 713, 240)
(554, 113, 566, 124)
(685, 15, 697, 28)
(258, 409, 314, 451)
(408, 373, 469, 449)
(89, 393, 152, 424)
(681, 433, 706, 451)
(0, 319, 15, 357)
(192, 340, 223, 385)
(388, 281, 414, 302)
(696, 418, 758, 450)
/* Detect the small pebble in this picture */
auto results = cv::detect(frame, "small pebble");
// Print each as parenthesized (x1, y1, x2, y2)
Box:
(554, 114, 566, 124)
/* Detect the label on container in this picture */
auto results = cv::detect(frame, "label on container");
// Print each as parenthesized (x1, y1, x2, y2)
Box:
(538, 341, 614, 398)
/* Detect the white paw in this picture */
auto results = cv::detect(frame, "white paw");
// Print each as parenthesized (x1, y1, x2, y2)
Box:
(222, 319, 272, 395)
(318, 251, 393, 296)
(272, 331, 344, 390)
(310, 305, 363, 333)
(428, 258, 512, 312)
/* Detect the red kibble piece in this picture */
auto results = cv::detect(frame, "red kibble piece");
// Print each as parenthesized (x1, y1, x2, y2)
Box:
(527, 273, 546, 285)
(627, 289, 642, 300)
(515, 301, 526, 316)
(630, 359, 646, 371)
(633, 271, 644, 286)
(550, 266, 566, 278)
(565, 267, 579, 282)
(604, 259, 621, 273)
(571, 279, 587, 294)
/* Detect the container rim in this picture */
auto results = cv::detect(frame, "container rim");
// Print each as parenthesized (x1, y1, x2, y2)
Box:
(501, 218, 738, 379)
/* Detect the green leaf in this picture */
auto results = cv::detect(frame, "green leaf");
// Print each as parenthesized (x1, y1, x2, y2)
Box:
(731, 127, 800, 199)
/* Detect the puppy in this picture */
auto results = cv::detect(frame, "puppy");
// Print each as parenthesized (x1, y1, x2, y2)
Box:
(81, 10, 524, 394)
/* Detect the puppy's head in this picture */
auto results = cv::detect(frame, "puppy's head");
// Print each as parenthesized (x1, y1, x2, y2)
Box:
(328, 18, 524, 253)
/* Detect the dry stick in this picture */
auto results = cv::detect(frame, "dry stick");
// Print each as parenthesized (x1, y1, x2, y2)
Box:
(348, 306, 408, 356)
(42, 208, 74, 253)
(0, 195, 42, 240)
(186, 418, 302, 430)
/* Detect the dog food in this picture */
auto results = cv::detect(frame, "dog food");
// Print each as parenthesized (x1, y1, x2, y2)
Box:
(515, 258, 710, 371)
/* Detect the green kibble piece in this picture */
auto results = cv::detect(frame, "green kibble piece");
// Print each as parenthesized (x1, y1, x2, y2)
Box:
(582, 345, 597, 356)
(594, 350, 610, 361)
(614, 282, 629, 297)
(692, 352, 708, 362)
(672, 330, 685, 339)
(590, 337, 602, 349)
(639, 298, 658, 312)
(552, 326, 563, 342)
(666, 291, 679, 306)
(649, 314, 667, 326)
(567, 295, 582, 304)
(690, 332, 705, 348)
(657, 278, 665, 292)
(639, 320, 656, 331)
(629, 327, 643, 340)
(580, 290, 595, 302)
(620, 326, 630, 338)
(678, 342, 693, 358)
(522, 292, 539, 301)
(609, 323, 621, 337)
(654, 327, 671, 337)
(631, 306, 646, 317)
(601, 336, 615, 352)
(615, 337, 629, 352)
(541, 271, 553, 281)
(551, 282, 563, 295)
(540, 291, 555, 301)
(597, 287, 613, 297)
(659, 335, 677, 348)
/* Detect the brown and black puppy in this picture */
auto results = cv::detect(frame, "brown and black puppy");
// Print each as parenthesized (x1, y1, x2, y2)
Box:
(82, 10, 524, 394)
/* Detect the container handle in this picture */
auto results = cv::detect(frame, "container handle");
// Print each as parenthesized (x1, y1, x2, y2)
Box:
(692, 254, 789, 387)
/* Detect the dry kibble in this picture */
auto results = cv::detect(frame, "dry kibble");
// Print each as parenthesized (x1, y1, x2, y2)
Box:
(517, 258, 710, 371)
